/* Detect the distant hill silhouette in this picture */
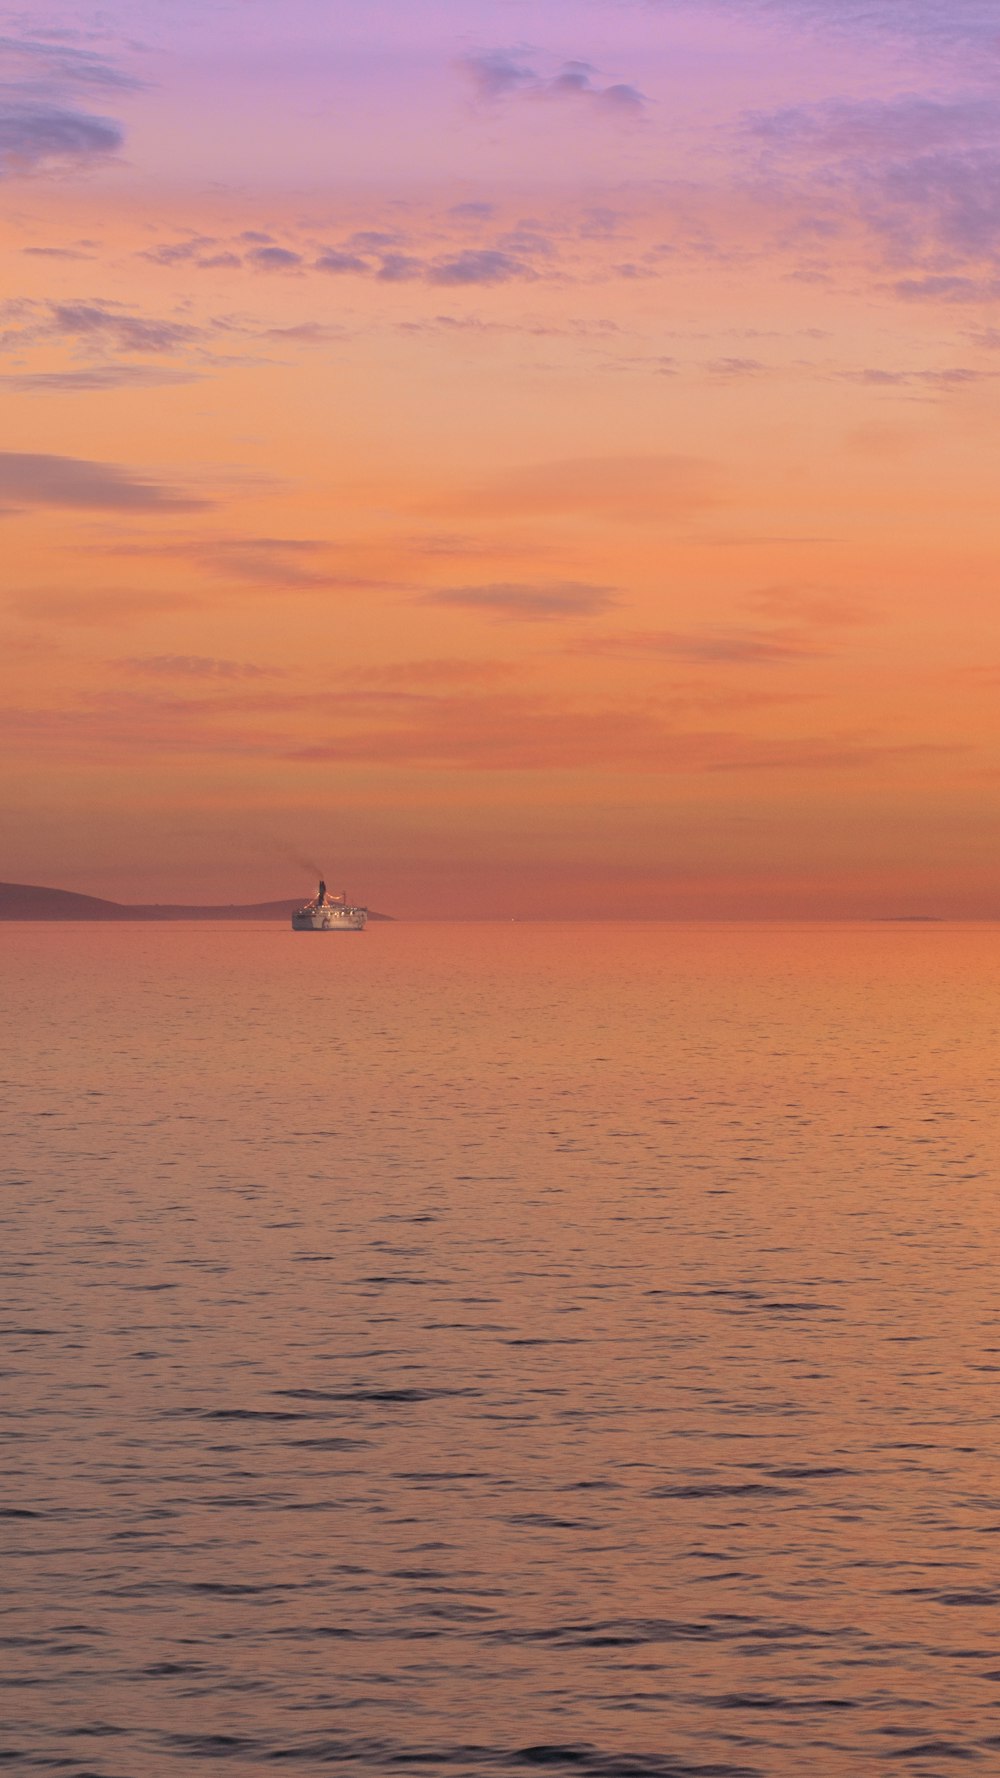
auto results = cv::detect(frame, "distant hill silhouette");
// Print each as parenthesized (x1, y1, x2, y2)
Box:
(0, 881, 392, 921)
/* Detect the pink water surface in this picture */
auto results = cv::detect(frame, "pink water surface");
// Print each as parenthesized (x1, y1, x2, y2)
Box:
(3, 921, 999, 1775)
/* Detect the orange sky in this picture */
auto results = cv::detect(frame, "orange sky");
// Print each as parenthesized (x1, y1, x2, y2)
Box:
(2, 2, 999, 914)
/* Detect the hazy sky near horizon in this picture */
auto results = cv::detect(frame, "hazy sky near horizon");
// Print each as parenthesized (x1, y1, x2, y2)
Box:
(3, 0, 1000, 915)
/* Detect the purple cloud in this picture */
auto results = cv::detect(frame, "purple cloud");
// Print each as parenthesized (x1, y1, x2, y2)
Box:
(749, 96, 1000, 159)
(315, 239, 545, 289)
(576, 627, 827, 663)
(141, 236, 218, 266)
(427, 249, 535, 286)
(48, 301, 199, 354)
(0, 34, 144, 93)
(22, 245, 96, 260)
(459, 49, 646, 116)
(0, 451, 208, 512)
(460, 49, 536, 102)
(315, 249, 368, 274)
(706, 357, 766, 377)
(376, 252, 424, 283)
(895, 273, 1000, 302)
(545, 62, 645, 114)
(0, 32, 141, 177)
(0, 102, 122, 174)
(666, 1, 1000, 53)
(421, 582, 619, 621)
(116, 655, 281, 680)
(247, 246, 302, 270)
(747, 94, 1000, 274)
(1, 365, 199, 393)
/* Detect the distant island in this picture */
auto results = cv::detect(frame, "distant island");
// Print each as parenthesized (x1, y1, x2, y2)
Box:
(0, 881, 393, 921)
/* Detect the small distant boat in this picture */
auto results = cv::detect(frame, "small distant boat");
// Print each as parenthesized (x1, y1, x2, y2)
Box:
(291, 880, 367, 932)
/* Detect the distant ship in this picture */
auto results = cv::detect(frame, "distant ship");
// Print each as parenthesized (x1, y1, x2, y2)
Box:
(291, 880, 368, 932)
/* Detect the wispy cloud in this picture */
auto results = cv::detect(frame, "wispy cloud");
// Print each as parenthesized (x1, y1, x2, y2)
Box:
(0, 665, 958, 784)
(141, 234, 224, 268)
(247, 245, 302, 271)
(460, 48, 534, 102)
(105, 534, 394, 593)
(144, 226, 547, 287)
(445, 455, 723, 522)
(283, 687, 954, 775)
(0, 295, 352, 384)
(190, 536, 362, 590)
(574, 627, 828, 663)
(0, 297, 203, 357)
(343, 657, 517, 687)
(745, 94, 1000, 282)
(0, 35, 143, 94)
(659, 1, 1000, 54)
(894, 273, 1000, 302)
(0, 33, 141, 178)
(0, 451, 208, 513)
(748, 96, 1000, 161)
(0, 104, 121, 174)
(317, 243, 540, 286)
(569, 583, 877, 667)
(743, 585, 878, 626)
(47, 301, 200, 354)
(460, 49, 646, 116)
(0, 364, 200, 392)
(13, 587, 203, 626)
(0, 296, 261, 389)
(427, 248, 536, 286)
(115, 654, 283, 680)
(705, 356, 766, 378)
(22, 243, 95, 258)
(421, 582, 619, 621)
(842, 362, 987, 388)
(314, 248, 368, 274)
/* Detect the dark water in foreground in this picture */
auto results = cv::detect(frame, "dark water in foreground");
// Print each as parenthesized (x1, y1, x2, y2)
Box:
(3, 921, 1000, 1777)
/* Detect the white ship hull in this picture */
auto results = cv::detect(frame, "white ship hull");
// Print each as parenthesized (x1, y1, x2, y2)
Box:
(291, 882, 367, 931)
(292, 907, 367, 931)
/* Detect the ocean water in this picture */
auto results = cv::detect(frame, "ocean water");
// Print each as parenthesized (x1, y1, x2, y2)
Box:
(2, 919, 999, 1778)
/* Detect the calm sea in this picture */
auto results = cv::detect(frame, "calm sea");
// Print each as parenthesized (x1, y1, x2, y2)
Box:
(3, 921, 999, 1777)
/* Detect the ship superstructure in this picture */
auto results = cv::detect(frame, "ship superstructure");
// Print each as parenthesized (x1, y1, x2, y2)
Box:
(291, 879, 368, 932)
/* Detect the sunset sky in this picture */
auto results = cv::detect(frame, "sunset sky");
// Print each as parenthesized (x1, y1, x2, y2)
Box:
(3, 0, 999, 916)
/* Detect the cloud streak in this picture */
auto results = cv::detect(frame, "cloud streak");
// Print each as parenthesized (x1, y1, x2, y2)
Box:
(574, 626, 829, 662)
(663, 1, 1000, 53)
(421, 582, 619, 621)
(0, 452, 208, 513)
(0, 33, 140, 178)
(115, 655, 282, 680)
(460, 49, 646, 116)
(47, 301, 200, 354)
(0, 103, 122, 174)
(446, 455, 723, 522)
(746, 94, 1000, 279)
(13, 588, 203, 626)
(318, 244, 539, 286)
(103, 535, 396, 594)
(284, 690, 951, 776)
(0, 35, 143, 94)
(0, 365, 200, 393)
(145, 228, 547, 287)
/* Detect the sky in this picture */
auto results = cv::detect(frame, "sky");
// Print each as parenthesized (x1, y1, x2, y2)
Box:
(2, 0, 999, 916)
